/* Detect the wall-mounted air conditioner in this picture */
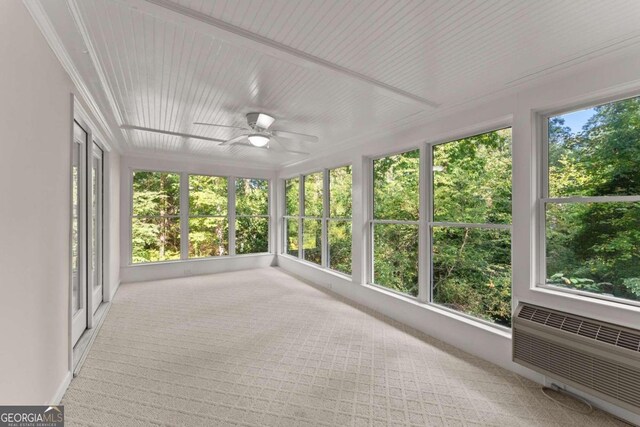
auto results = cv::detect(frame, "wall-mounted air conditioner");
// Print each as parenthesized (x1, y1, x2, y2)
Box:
(513, 303, 640, 416)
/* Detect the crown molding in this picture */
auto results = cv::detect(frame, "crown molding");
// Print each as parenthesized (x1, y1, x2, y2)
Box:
(22, 0, 120, 153)
(66, 0, 127, 130)
(122, 148, 281, 173)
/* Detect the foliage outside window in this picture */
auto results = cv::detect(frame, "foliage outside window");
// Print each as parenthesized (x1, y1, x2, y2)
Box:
(236, 178, 269, 254)
(544, 97, 640, 303)
(372, 150, 419, 296)
(302, 172, 323, 264)
(189, 175, 228, 258)
(284, 167, 352, 276)
(328, 166, 352, 275)
(132, 171, 181, 263)
(431, 128, 512, 326)
(284, 177, 300, 257)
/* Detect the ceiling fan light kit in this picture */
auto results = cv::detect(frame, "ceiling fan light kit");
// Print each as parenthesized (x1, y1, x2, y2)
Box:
(248, 134, 270, 147)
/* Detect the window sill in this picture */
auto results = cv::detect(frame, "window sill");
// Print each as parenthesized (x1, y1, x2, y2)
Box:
(532, 284, 640, 313)
(127, 252, 274, 267)
(278, 253, 353, 280)
(363, 282, 512, 339)
(279, 254, 512, 339)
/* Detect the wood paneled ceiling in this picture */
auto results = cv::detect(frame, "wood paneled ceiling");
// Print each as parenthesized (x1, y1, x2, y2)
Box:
(40, 0, 640, 166)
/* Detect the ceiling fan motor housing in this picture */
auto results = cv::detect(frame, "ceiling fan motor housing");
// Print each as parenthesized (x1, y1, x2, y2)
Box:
(246, 112, 275, 131)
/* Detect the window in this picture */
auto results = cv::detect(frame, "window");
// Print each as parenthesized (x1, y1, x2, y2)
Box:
(542, 96, 640, 304)
(302, 172, 323, 264)
(372, 150, 419, 297)
(284, 166, 352, 275)
(189, 175, 228, 258)
(431, 128, 512, 326)
(236, 178, 269, 254)
(328, 166, 352, 275)
(284, 177, 300, 257)
(131, 171, 181, 263)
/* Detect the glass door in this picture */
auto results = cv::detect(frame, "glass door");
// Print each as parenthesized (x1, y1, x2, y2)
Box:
(89, 142, 104, 315)
(71, 122, 87, 345)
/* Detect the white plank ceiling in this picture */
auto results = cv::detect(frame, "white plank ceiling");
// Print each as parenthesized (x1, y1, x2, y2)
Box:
(52, 0, 640, 166)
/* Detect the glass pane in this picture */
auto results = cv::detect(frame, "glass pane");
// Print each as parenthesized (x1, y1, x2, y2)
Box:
(285, 177, 299, 216)
(236, 217, 269, 254)
(189, 175, 227, 216)
(71, 127, 82, 314)
(329, 166, 352, 218)
(304, 172, 323, 217)
(303, 219, 322, 264)
(91, 157, 99, 288)
(285, 218, 299, 257)
(132, 217, 181, 263)
(189, 217, 229, 258)
(236, 178, 268, 216)
(373, 223, 418, 297)
(132, 171, 180, 217)
(433, 128, 512, 224)
(548, 96, 640, 197)
(328, 220, 351, 275)
(432, 227, 512, 326)
(546, 202, 640, 302)
(373, 150, 419, 220)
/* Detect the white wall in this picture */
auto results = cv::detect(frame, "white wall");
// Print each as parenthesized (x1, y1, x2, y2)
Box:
(0, 2, 120, 404)
(275, 50, 640, 422)
(119, 155, 277, 283)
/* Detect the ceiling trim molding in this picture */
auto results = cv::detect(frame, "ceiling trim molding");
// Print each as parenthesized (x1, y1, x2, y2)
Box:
(121, 125, 227, 143)
(66, 0, 127, 129)
(126, 0, 439, 110)
(22, 0, 119, 152)
(122, 149, 280, 172)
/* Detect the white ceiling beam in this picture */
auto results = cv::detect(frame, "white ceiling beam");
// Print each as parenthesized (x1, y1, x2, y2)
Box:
(123, 0, 439, 110)
(121, 125, 227, 143)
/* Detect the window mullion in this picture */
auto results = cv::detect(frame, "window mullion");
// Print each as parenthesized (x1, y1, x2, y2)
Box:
(180, 172, 189, 260)
(229, 176, 236, 256)
(423, 144, 433, 304)
(298, 175, 303, 260)
(322, 169, 329, 268)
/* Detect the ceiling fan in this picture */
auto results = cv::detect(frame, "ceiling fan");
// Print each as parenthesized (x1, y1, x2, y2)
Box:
(194, 113, 318, 155)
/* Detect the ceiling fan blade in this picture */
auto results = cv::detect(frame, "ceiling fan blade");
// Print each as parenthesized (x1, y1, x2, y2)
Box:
(220, 134, 249, 146)
(270, 136, 310, 155)
(193, 122, 248, 130)
(271, 129, 319, 143)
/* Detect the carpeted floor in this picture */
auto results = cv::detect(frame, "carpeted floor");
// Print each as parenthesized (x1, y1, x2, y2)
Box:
(62, 267, 628, 426)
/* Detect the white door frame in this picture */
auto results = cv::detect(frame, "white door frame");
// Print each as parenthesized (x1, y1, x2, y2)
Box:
(89, 142, 104, 319)
(70, 97, 112, 351)
(71, 119, 88, 345)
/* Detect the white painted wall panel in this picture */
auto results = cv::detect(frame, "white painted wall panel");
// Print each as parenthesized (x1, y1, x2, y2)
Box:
(0, 1, 75, 404)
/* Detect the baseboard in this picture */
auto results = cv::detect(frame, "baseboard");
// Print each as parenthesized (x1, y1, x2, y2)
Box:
(50, 371, 72, 405)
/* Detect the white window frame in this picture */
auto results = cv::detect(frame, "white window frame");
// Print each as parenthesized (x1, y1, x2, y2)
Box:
(301, 171, 324, 265)
(282, 166, 353, 277)
(369, 147, 422, 299)
(130, 171, 272, 264)
(234, 177, 271, 255)
(427, 127, 513, 328)
(187, 173, 230, 259)
(130, 169, 182, 264)
(282, 176, 302, 258)
(537, 99, 640, 308)
(326, 164, 353, 277)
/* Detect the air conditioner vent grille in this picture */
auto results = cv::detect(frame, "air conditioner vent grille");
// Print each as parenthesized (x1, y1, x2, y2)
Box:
(515, 305, 640, 353)
(618, 331, 640, 352)
(514, 331, 640, 409)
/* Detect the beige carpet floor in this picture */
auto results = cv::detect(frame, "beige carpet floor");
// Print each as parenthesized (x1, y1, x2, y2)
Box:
(62, 267, 628, 426)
